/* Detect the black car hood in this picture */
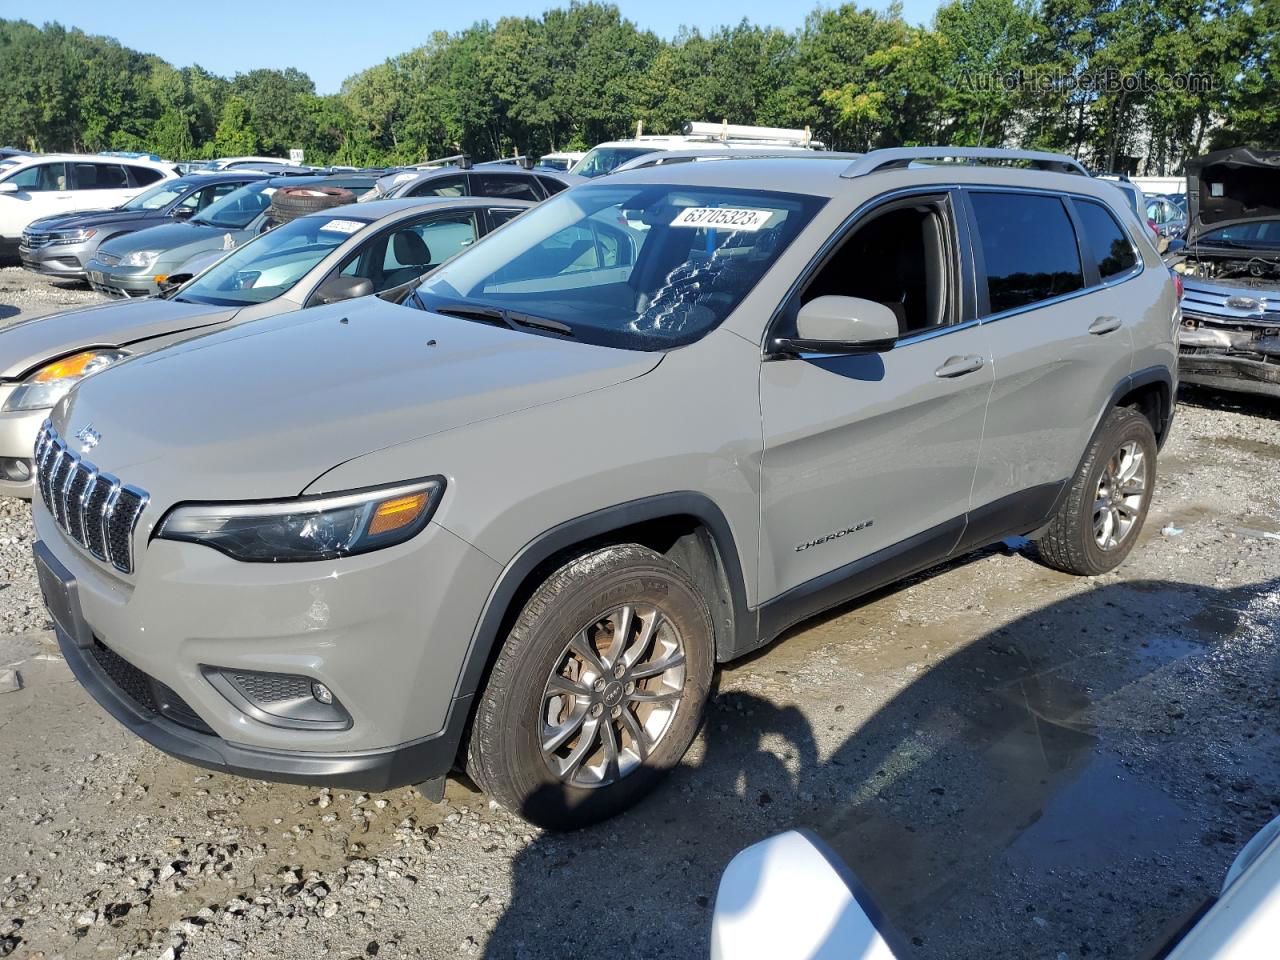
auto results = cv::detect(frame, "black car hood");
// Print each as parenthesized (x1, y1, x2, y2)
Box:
(28, 208, 159, 232)
(1186, 147, 1280, 240)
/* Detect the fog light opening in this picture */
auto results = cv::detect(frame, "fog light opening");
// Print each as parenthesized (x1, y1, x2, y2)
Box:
(0, 457, 32, 483)
(312, 681, 334, 705)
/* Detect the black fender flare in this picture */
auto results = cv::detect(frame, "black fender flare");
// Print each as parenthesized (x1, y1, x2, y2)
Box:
(1036, 363, 1174, 529)
(451, 491, 756, 706)
(1104, 363, 1175, 448)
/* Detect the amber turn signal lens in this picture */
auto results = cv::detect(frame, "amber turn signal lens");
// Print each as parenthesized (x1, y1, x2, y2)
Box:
(368, 492, 429, 536)
(33, 351, 102, 382)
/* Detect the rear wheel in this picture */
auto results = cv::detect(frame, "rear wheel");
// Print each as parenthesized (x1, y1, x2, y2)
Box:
(1035, 406, 1157, 575)
(466, 544, 713, 829)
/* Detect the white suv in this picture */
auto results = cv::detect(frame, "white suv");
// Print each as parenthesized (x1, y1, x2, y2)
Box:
(0, 154, 178, 256)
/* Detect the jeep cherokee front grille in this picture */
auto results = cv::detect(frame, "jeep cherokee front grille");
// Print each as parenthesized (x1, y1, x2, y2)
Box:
(34, 423, 149, 574)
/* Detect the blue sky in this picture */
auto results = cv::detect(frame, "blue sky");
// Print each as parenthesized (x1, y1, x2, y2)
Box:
(43, 0, 944, 94)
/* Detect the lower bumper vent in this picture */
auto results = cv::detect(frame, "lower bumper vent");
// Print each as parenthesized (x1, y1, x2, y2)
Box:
(89, 640, 213, 735)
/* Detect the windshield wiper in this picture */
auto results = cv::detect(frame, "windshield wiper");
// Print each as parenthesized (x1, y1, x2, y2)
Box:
(433, 304, 508, 326)
(506, 310, 573, 335)
(432, 303, 573, 336)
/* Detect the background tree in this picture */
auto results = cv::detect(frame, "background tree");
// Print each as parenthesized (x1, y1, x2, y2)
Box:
(0, 0, 1273, 171)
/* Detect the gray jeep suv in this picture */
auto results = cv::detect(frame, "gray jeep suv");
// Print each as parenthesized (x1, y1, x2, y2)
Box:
(31, 148, 1178, 828)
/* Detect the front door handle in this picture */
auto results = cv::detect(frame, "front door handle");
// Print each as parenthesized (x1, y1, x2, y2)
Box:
(934, 354, 985, 378)
(1089, 315, 1122, 335)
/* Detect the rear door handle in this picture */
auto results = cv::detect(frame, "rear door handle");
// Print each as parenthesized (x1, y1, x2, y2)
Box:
(934, 354, 985, 378)
(1089, 315, 1122, 335)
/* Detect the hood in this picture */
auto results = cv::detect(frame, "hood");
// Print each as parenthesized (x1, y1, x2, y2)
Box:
(1186, 147, 1280, 240)
(97, 220, 228, 258)
(56, 297, 662, 502)
(0, 298, 236, 379)
(27, 208, 156, 232)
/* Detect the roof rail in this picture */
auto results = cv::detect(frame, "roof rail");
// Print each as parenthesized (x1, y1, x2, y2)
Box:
(613, 148, 862, 174)
(476, 155, 536, 170)
(413, 152, 471, 171)
(841, 147, 1089, 179)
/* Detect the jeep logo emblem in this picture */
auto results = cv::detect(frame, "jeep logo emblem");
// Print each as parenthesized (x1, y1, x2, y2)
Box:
(74, 424, 101, 451)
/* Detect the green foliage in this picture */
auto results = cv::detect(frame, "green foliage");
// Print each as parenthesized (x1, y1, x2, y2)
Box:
(0, 0, 1273, 173)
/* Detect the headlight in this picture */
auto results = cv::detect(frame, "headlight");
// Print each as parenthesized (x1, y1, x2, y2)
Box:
(156, 478, 445, 562)
(52, 228, 95, 244)
(119, 249, 159, 268)
(2, 349, 128, 412)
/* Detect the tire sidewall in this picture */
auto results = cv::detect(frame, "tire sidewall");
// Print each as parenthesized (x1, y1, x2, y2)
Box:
(484, 550, 713, 828)
(1077, 410, 1157, 572)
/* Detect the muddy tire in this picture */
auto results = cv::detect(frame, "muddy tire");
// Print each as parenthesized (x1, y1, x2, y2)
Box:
(1035, 406, 1157, 576)
(267, 186, 355, 223)
(466, 544, 714, 830)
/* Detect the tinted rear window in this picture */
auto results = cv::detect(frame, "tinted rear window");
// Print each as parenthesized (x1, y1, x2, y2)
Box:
(970, 192, 1084, 314)
(538, 175, 569, 195)
(129, 166, 165, 186)
(1074, 198, 1138, 279)
(474, 174, 541, 202)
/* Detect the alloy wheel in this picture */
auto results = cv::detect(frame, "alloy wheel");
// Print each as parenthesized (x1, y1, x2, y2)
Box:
(540, 603, 687, 788)
(1093, 440, 1148, 550)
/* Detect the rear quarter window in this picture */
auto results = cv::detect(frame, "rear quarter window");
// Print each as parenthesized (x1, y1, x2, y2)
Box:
(1073, 198, 1139, 280)
(969, 191, 1084, 315)
(128, 166, 165, 187)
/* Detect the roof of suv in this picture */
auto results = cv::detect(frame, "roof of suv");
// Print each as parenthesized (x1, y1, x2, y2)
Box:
(3, 152, 176, 170)
(602, 152, 1123, 205)
(375, 165, 582, 193)
(339, 196, 536, 221)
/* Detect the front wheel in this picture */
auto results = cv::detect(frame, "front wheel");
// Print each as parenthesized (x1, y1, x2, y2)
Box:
(1035, 406, 1157, 576)
(466, 544, 714, 829)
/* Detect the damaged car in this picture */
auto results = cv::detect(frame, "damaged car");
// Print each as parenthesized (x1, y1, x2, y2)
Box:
(1170, 147, 1280, 398)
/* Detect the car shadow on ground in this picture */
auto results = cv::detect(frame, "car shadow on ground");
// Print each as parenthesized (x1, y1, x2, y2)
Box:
(481, 574, 1280, 960)
(0, 304, 18, 322)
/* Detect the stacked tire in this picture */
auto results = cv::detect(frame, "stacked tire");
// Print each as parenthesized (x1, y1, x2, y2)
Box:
(266, 186, 356, 225)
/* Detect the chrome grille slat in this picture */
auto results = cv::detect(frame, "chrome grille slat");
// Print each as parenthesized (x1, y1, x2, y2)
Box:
(65, 464, 91, 545)
(34, 424, 148, 575)
(52, 451, 75, 526)
(102, 483, 122, 568)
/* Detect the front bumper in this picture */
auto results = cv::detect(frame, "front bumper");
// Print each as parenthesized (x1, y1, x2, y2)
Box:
(31, 498, 502, 790)
(85, 259, 161, 298)
(19, 244, 91, 280)
(54, 612, 470, 790)
(1179, 349, 1280, 398)
(1179, 315, 1280, 398)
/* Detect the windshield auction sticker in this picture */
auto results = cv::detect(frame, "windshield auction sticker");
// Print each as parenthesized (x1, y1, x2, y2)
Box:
(319, 219, 365, 235)
(669, 207, 774, 231)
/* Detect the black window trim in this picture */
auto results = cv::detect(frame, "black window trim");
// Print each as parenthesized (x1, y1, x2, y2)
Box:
(407, 172, 471, 199)
(306, 208, 478, 307)
(482, 206, 528, 232)
(70, 161, 131, 191)
(764, 185, 979, 359)
(1070, 195, 1144, 289)
(960, 185, 1144, 324)
(472, 170, 545, 202)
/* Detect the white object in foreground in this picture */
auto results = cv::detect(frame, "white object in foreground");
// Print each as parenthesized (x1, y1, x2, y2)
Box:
(713, 816, 1280, 960)
(711, 830, 902, 960)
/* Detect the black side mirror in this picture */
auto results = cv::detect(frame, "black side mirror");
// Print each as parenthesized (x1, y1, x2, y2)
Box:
(314, 275, 374, 305)
(158, 272, 194, 295)
(171, 206, 196, 220)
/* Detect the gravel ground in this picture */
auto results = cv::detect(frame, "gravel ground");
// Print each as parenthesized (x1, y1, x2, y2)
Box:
(1, 264, 1279, 959)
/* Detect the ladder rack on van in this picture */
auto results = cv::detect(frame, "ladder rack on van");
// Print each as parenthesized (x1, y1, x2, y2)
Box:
(841, 147, 1089, 178)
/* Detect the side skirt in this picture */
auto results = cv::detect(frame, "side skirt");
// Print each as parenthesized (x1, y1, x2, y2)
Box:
(752, 482, 1066, 654)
